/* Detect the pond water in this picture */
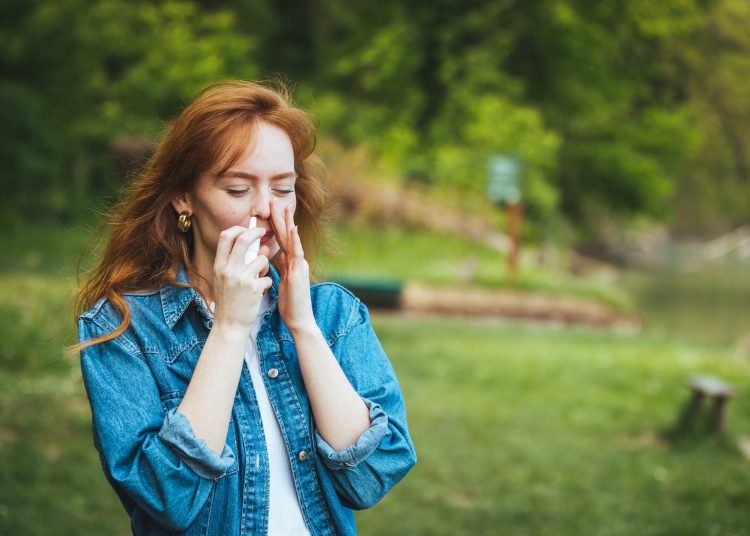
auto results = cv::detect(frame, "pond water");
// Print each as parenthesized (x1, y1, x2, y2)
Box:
(618, 264, 750, 347)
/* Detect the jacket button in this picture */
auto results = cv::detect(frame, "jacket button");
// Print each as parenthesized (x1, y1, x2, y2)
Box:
(267, 368, 279, 379)
(298, 450, 308, 462)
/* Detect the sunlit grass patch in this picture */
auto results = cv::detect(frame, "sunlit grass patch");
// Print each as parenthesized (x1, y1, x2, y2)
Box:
(319, 223, 632, 312)
(357, 316, 750, 535)
(0, 273, 76, 374)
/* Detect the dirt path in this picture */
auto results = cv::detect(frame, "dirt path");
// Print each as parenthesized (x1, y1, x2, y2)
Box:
(400, 283, 640, 331)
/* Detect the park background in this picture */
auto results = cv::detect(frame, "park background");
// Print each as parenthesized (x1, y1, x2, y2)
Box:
(1, 0, 750, 534)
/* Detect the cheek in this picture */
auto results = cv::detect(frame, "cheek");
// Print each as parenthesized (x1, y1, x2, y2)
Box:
(215, 211, 244, 229)
(203, 202, 246, 232)
(278, 194, 297, 216)
(193, 204, 245, 253)
(194, 195, 242, 228)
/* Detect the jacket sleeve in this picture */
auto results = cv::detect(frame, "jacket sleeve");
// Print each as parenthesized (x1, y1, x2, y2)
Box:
(78, 316, 234, 531)
(314, 299, 417, 510)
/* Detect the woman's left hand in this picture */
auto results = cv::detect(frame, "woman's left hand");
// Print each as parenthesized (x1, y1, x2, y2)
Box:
(270, 200, 316, 334)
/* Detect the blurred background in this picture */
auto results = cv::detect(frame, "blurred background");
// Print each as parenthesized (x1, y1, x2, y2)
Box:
(1, 0, 749, 534)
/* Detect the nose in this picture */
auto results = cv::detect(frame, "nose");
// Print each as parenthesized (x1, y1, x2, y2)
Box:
(249, 188, 272, 220)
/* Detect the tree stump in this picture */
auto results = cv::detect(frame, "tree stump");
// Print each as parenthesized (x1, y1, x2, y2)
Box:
(676, 375, 735, 435)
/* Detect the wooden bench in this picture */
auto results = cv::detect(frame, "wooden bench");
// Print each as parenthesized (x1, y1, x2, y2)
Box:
(677, 375, 736, 434)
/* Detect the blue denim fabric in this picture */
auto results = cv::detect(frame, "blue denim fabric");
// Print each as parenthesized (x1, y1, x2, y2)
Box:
(78, 265, 416, 535)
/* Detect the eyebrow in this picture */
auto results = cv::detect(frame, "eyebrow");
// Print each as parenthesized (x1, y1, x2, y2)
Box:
(217, 171, 297, 181)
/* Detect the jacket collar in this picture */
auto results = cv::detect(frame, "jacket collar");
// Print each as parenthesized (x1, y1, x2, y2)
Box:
(160, 263, 281, 329)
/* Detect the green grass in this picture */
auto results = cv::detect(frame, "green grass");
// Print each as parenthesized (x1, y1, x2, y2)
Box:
(3, 224, 748, 534)
(318, 224, 632, 312)
(0, 222, 97, 276)
(2, 271, 750, 534)
(358, 316, 750, 535)
(0, 272, 128, 535)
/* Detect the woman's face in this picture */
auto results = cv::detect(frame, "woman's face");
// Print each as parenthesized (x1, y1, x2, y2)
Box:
(172, 121, 297, 270)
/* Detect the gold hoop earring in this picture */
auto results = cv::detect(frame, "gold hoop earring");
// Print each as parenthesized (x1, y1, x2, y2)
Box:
(177, 211, 192, 233)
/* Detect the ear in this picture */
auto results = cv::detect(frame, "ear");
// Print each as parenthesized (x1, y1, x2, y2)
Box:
(171, 191, 192, 215)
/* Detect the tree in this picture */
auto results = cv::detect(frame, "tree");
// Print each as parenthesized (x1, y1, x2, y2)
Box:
(0, 0, 254, 224)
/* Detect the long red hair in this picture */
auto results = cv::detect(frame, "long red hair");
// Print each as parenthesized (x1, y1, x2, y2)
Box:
(73, 80, 326, 351)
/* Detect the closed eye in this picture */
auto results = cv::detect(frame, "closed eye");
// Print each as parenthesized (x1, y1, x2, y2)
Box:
(227, 189, 249, 196)
(225, 187, 294, 196)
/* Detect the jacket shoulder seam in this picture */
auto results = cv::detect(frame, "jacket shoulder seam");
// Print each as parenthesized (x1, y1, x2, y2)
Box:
(329, 297, 365, 346)
(79, 309, 144, 359)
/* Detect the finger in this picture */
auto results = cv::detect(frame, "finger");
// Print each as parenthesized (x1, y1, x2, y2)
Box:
(214, 226, 250, 270)
(282, 205, 294, 255)
(284, 205, 294, 249)
(228, 227, 266, 268)
(291, 225, 305, 258)
(241, 253, 269, 278)
(270, 200, 289, 254)
(277, 251, 288, 279)
(284, 204, 295, 237)
(284, 206, 300, 258)
(256, 276, 273, 293)
(284, 205, 295, 256)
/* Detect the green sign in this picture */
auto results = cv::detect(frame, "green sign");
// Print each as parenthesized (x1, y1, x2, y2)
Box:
(487, 155, 521, 205)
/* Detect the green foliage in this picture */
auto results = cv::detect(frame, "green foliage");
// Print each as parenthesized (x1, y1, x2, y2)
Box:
(499, 0, 710, 226)
(429, 94, 560, 218)
(0, 84, 64, 217)
(0, 0, 254, 224)
(564, 106, 699, 219)
(77, 0, 255, 137)
(314, 8, 425, 171)
(2, 0, 749, 234)
(309, 0, 741, 230)
(670, 0, 750, 233)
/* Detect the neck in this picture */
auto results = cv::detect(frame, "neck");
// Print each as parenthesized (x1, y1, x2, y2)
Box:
(187, 251, 215, 305)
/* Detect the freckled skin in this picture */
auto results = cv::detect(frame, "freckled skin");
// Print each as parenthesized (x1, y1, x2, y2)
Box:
(172, 121, 297, 286)
(189, 122, 297, 264)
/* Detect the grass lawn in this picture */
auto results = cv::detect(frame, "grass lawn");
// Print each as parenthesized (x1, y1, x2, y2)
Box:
(358, 315, 750, 535)
(2, 270, 750, 534)
(319, 224, 631, 312)
(1, 224, 748, 534)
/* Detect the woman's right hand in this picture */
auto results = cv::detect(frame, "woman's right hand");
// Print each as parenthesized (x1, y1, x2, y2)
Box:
(177, 225, 271, 454)
(211, 225, 273, 338)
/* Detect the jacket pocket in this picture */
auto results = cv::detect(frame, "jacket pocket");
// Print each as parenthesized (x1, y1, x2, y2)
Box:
(161, 335, 206, 364)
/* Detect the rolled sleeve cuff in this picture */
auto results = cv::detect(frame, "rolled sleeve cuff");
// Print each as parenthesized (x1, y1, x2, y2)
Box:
(315, 398, 389, 471)
(158, 408, 235, 480)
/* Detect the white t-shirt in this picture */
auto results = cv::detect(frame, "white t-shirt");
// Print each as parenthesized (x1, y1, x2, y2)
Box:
(209, 294, 310, 535)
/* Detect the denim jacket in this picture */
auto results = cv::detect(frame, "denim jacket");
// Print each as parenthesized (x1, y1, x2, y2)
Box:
(77, 265, 416, 535)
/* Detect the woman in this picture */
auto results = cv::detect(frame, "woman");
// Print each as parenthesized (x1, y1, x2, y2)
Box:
(75, 80, 416, 536)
